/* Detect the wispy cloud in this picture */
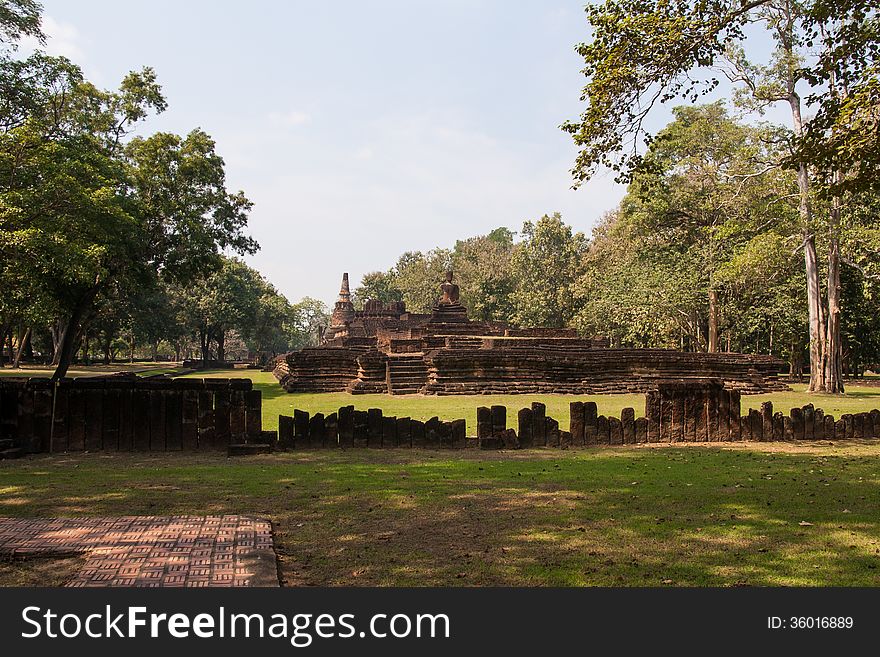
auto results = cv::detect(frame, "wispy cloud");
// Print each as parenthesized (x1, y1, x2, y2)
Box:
(268, 110, 312, 126)
(21, 15, 86, 61)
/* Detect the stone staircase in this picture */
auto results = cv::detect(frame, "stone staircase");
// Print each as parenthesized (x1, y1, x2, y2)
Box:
(445, 336, 484, 349)
(386, 354, 428, 395)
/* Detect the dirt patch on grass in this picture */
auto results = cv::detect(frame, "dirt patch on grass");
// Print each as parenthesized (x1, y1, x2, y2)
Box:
(0, 555, 85, 587)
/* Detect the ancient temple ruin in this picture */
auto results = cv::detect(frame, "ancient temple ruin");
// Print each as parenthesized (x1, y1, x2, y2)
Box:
(273, 272, 788, 395)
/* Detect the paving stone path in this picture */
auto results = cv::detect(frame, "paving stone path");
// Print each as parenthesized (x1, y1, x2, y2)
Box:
(0, 515, 278, 587)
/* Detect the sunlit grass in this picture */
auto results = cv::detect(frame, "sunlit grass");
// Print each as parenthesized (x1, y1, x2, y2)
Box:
(2, 443, 880, 586)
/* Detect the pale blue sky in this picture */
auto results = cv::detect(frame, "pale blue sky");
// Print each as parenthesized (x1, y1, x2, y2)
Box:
(33, 1, 681, 305)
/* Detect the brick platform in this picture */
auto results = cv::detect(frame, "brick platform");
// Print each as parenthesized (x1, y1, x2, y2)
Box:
(0, 516, 278, 587)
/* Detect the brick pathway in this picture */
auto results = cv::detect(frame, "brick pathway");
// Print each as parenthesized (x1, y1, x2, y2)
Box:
(0, 516, 278, 587)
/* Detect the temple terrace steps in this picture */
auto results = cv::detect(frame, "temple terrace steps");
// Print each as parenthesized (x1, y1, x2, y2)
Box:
(387, 354, 428, 395)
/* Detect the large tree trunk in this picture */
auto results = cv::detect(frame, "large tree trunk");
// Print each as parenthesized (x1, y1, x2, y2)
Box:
(824, 228, 844, 393)
(707, 288, 719, 353)
(52, 287, 101, 380)
(788, 88, 828, 393)
(803, 232, 826, 392)
(103, 333, 112, 365)
(199, 328, 210, 367)
(12, 326, 31, 368)
(216, 329, 226, 363)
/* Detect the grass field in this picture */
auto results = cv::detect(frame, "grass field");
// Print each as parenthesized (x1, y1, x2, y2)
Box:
(2, 443, 880, 586)
(2, 366, 880, 586)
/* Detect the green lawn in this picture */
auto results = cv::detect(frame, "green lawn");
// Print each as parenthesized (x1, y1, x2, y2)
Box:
(3, 443, 880, 586)
(180, 369, 880, 436)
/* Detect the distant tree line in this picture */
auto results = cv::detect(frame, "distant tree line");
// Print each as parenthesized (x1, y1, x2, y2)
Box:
(0, 1, 328, 375)
(354, 101, 880, 378)
(560, 0, 880, 393)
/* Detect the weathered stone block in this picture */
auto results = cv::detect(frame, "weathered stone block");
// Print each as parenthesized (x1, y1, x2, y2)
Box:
(803, 404, 815, 441)
(84, 385, 104, 451)
(325, 412, 338, 446)
(609, 416, 622, 445)
(728, 390, 741, 441)
(451, 419, 467, 449)
(278, 415, 294, 448)
(584, 401, 598, 443)
(645, 391, 660, 443)
(229, 389, 246, 444)
(411, 419, 426, 447)
(491, 405, 506, 436)
(479, 436, 504, 450)
(195, 390, 214, 449)
(560, 429, 572, 448)
(214, 388, 231, 447)
(684, 394, 698, 442)
(814, 409, 825, 441)
(476, 407, 492, 439)
(570, 401, 585, 446)
(718, 389, 730, 441)
(353, 410, 369, 447)
(621, 407, 635, 444)
(824, 414, 836, 440)
(382, 416, 398, 448)
(596, 416, 609, 444)
(181, 389, 199, 450)
(870, 410, 880, 439)
(634, 417, 647, 444)
(671, 393, 685, 443)
(518, 407, 533, 448)
(790, 407, 804, 440)
(853, 413, 865, 440)
(396, 417, 412, 447)
(149, 389, 166, 451)
(531, 402, 546, 446)
(500, 428, 519, 449)
(245, 389, 262, 439)
(294, 409, 310, 447)
(338, 405, 354, 447)
(772, 412, 784, 442)
(164, 389, 182, 451)
(367, 408, 383, 448)
(425, 416, 440, 448)
(546, 417, 560, 447)
(761, 402, 774, 442)
(309, 412, 326, 448)
(749, 408, 763, 441)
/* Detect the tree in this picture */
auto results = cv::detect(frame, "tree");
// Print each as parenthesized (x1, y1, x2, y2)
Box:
(287, 297, 330, 350)
(0, 0, 41, 46)
(510, 214, 587, 328)
(618, 102, 797, 351)
(563, 0, 879, 391)
(352, 271, 402, 306)
(451, 228, 516, 322)
(391, 249, 452, 313)
(0, 2, 256, 377)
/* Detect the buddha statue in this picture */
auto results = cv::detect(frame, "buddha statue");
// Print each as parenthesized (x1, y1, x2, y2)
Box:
(431, 270, 468, 322)
(438, 270, 460, 305)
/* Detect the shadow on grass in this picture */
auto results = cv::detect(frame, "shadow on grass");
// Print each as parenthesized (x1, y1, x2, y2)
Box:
(2, 446, 879, 586)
